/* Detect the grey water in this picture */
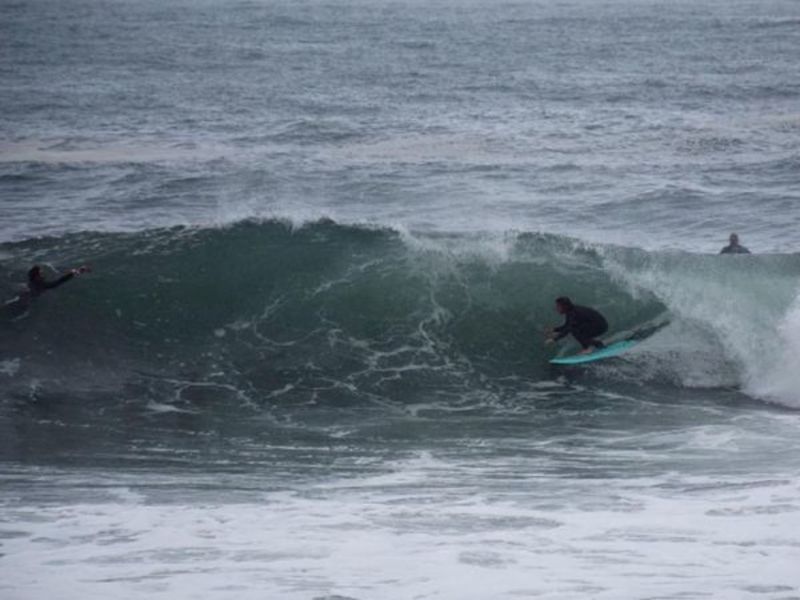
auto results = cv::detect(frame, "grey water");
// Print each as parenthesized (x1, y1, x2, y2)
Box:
(1, 0, 800, 598)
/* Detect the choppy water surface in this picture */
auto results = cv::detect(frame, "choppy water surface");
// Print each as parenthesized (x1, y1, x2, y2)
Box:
(1, 0, 800, 598)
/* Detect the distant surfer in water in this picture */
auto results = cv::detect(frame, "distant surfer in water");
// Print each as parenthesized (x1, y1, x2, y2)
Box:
(719, 233, 750, 255)
(3, 264, 89, 319)
(545, 296, 608, 354)
(16, 265, 91, 304)
(26, 264, 90, 297)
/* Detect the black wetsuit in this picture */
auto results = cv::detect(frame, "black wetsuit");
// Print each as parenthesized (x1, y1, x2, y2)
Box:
(720, 244, 750, 255)
(28, 272, 74, 297)
(553, 305, 609, 349)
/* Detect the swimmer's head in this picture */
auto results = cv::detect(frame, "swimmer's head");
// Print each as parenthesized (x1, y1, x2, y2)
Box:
(28, 265, 42, 282)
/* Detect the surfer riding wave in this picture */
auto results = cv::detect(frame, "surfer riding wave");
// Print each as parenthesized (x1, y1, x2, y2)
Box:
(545, 296, 609, 354)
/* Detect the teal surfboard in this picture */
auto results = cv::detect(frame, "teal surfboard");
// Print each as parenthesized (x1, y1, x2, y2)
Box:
(550, 340, 639, 365)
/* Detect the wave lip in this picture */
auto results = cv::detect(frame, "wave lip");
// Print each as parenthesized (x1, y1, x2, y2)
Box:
(601, 246, 800, 407)
(753, 296, 800, 407)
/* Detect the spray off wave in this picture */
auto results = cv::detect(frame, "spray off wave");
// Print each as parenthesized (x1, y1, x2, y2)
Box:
(1, 219, 798, 408)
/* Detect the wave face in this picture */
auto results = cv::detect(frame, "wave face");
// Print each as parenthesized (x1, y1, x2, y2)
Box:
(1, 220, 798, 408)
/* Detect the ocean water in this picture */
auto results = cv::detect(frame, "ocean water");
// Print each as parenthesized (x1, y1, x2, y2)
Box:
(2, 0, 800, 598)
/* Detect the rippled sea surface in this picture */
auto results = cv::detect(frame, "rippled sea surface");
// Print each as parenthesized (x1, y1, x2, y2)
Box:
(1, 0, 800, 598)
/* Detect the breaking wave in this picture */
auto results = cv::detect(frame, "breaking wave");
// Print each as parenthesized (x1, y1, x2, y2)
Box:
(1, 219, 798, 408)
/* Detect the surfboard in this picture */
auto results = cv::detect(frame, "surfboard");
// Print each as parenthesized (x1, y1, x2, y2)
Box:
(549, 339, 639, 365)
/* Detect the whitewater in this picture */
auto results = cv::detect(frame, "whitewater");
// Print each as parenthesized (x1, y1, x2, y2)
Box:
(2, 0, 800, 598)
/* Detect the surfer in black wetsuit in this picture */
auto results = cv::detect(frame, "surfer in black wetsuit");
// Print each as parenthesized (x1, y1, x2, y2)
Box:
(2, 264, 89, 317)
(720, 233, 750, 255)
(26, 264, 90, 297)
(545, 296, 608, 354)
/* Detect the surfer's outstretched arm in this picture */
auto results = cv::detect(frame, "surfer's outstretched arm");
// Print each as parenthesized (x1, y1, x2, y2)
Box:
(28, 265, 90, 295)
(43, 271, 76, 290)
(548, 318, 572, 341)
(544, 321, 569, 344)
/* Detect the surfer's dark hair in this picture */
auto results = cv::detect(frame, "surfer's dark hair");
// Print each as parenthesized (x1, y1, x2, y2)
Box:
(28, 265, 41, 281)
(555, 296, 574, 310)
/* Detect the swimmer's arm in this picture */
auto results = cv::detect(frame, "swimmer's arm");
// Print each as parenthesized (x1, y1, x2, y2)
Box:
(43, 266, 90, 290)
(43, 272, 75, 289)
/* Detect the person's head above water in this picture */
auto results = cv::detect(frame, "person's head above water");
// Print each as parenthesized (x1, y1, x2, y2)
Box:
(720, 232, 750, 254)
(28, 265, 43, 283)
(555, 296, 574, 314)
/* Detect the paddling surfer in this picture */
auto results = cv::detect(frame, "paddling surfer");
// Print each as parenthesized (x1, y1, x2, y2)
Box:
(26, 264, 90, 297)
(4, 264, 91, 314)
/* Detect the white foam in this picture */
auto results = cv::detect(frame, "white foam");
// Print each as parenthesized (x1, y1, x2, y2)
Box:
(0, 358, 21, 377)
(3, 463, 800, 600)
(604, 251, 800, 407)
(752, 292, 800, 407)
